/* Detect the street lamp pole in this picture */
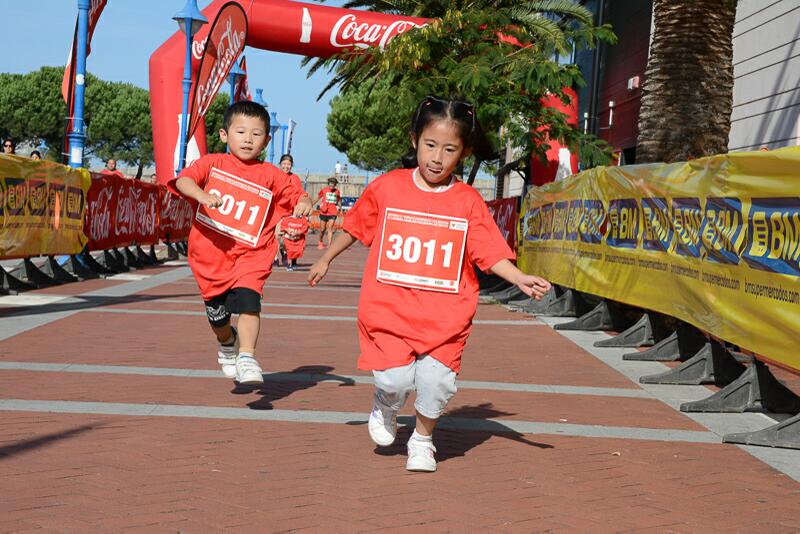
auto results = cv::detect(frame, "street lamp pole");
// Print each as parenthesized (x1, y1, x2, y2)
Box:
(173, 0, 207, 174)
(268, 111, 279, 164)
(67, 0, 90, 168)
(280, 124, 287, 156)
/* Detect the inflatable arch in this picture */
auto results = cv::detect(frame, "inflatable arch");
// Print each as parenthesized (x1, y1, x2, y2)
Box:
(149, 0, 427, 183)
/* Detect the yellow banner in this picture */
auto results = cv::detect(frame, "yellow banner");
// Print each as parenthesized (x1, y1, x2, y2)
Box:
(518, 147, 800, 372)
(0, 155, 90, 259)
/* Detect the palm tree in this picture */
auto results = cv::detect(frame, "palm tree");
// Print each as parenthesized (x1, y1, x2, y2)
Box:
(635, 0, 737, 163)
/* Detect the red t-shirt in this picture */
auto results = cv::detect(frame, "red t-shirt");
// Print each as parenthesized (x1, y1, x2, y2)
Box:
(343, 168, 514, 373)
(283, 216, 309, 260)
(100, 169, 126, 179)
(170, 153, 306, 299)
(318, 186, 341, 215)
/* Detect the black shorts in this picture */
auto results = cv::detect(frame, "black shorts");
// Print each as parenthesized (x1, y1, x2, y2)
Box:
(319, 214, 337, 222)
(203, 287, 261, 327)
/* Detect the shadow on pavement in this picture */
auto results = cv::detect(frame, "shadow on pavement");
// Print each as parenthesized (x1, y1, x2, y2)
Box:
(242, 365, 356, 409)
(0, 423, 100, 460)
(0, 293, 198, 318)
(374, 403, 553, 464)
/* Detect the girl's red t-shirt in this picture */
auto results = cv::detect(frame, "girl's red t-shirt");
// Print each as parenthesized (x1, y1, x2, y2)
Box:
(342, 168, 514, 373)
(318, 186, 341, 215)
(170, 153, 306, 299)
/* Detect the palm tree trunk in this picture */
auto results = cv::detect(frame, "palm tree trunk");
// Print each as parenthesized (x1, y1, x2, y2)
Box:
(636, 0, 737, 163)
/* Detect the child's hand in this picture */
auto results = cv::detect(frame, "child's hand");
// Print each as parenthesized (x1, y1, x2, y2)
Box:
(294, 196, 312, 217)
(308, 260, 329, 286)
(198, 191, 222, 209)
(516, 274, 552, 300)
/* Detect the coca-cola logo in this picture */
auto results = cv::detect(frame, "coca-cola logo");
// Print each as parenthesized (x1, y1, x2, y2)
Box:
(330, 14, 427, 50)
(192, 36, 208, 60)
(161, 193, 194, 233)
(88, 186, 113, 242)
(488, 200, 517, 247)
(134, 188, 159, 240)
(196, 16, 245, 119)
(115, 184, 136, 237)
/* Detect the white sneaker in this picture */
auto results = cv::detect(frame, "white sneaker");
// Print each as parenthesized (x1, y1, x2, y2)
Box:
(217, 328, 238, 379)
(368, 399, 397, 446)
(406, 438, 437, 472)
(235, 355, 264, 385)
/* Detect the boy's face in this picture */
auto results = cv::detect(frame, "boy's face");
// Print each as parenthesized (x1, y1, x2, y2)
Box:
(219, 114, 269, 162)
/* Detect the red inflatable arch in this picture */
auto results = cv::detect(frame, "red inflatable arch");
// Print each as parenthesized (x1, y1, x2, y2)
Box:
(149, 0, 427, 183)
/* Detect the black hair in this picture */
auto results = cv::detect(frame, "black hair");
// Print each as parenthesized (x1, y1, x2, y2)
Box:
(222, 100, 270, 131)
(279, 154, 293, 164)
(401, 96, 494, 169)
(30, 150, 41, 158)
(327, 176, 338, 185)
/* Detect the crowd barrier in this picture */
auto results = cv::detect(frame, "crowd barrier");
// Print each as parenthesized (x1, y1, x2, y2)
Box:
(500, 146, 800, 449)
(0, 155, 192, 291)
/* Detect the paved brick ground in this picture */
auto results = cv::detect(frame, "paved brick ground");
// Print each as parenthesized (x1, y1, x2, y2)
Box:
(1, 237, 799, 532)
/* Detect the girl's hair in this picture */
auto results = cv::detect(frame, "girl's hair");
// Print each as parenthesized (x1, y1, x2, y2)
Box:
(30, 150, 41, 159)
(279, 154, 293, 164)
(402, 96, 494, 168)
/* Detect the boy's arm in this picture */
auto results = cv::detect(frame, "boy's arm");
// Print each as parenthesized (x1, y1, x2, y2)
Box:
(489, 259, 552, 300)
(175, 176, 222, 208)
(308, 231, 357, 286)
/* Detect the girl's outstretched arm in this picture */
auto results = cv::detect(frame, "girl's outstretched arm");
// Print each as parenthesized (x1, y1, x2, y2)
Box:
(489, 259, 552, 300)
(308, 231, 357, 286)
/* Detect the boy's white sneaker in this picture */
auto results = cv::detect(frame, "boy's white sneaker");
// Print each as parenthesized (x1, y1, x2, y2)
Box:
(368, 399, 397, 446)
(235, 355, 264, 385)
(406, 438, 437, 472)
(217, 328, 238, 379)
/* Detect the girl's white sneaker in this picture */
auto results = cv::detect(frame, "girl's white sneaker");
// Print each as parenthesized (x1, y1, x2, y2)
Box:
(368, 400, 397, 446)
(406, 438, 437, 472)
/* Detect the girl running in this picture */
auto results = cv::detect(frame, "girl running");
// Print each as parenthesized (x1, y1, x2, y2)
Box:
(308, 96, 551, 472)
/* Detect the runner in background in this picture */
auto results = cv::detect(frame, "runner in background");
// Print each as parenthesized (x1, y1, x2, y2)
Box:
(282, 215, 309, 271)
(276, 154, 303, 266)
(308, 96, 551, 472)
(170, 101, 312, 386)
(316, 176, 341, 249)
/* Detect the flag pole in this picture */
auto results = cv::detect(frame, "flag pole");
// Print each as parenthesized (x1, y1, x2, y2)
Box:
(67, 0, 90, 169)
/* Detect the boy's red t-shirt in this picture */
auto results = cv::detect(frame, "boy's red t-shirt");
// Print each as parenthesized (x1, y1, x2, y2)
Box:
(170, 153, 306, 299)
(283, 216, 309, 260)
(318, 186, 341, 215)
(342, 168, 514, 373)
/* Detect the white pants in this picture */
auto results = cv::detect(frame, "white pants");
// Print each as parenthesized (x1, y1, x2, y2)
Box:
(372, 355, 457, 419)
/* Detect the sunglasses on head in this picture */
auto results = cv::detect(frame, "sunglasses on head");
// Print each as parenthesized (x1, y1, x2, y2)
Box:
(420, 96, 476, 131)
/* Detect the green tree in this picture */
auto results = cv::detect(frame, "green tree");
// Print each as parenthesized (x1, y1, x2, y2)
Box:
(308, 0, 616, 177)
(636, 0, 737, 163)
(327, 77, 408, 171)
(203, 93, 230, 155)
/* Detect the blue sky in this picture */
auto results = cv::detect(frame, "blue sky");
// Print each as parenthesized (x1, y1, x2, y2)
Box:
(0, 0, 353, 176)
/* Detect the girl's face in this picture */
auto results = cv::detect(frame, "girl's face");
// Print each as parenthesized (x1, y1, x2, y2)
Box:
(413, 119, 468, 189)
(280, 159, 293, 174)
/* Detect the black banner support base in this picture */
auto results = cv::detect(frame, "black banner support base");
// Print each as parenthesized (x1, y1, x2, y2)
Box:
(681, 360, 800, 413)
(123, 247, 145, 269)
(40, 256, 78, 284)
(0, 266, 35, 294)
(594, 313, 656, 348)
(82, 251, 117, 275)
(639, 340, 745, 386)
(723, 412, 800, 450)
(479, 279, 511, 296)
(11, 259, 60, 288)
(522, 288, 589, 318)
(553, 300, 636, 331)
(100, 250, 129, 273)
(622, 323, 706, 362)
(63, 254, 102, 280)
(485, 285, 527, 304)
(165, 243, 180, 261)
(135, 246, 158, 266)
(176, 241, 189, 257)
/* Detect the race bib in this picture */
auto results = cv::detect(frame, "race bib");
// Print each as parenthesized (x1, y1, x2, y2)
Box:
(377, 208, 468, 293)
(325, 192, 338, 204)
(195, 167, 272, 247)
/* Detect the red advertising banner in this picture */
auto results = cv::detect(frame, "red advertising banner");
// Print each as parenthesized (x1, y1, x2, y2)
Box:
(188, 2, 248, 139)
(486, 197, 518, 252)
(159, 189, 193, 242)
(84, 173, 161, 250)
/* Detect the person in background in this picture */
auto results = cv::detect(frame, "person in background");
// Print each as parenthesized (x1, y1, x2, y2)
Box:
(282, 214, 309, 271)
(315, 176, 341, 249)
(30, 150, 42, 160)
(3, 139, 16, 154)
(101, 158, 125, 178)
